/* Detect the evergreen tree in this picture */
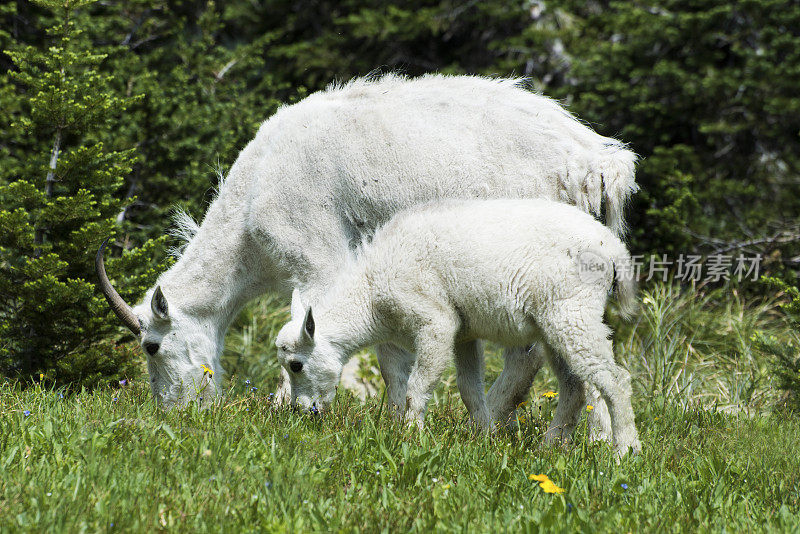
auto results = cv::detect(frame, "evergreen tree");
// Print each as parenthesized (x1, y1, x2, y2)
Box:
(541, 0, 800, 265)
(81, 0, 286, 244)
(0, 0, 162, 385)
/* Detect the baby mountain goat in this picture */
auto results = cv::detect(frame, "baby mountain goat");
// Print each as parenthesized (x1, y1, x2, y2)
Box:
(276, 198, 641, 457)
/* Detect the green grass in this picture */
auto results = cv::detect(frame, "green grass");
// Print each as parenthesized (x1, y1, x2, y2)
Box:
(616, 282, 798, 413)
(4, 281, 798, 531)
(2, 380, 800, 532)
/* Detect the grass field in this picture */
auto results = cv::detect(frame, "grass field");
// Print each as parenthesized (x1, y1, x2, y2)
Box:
(3, 379, 800, 532)
(3, 282, 799, 532)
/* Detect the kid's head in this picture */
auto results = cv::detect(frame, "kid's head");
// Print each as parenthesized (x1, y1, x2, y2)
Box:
(275, 289, 345, 412)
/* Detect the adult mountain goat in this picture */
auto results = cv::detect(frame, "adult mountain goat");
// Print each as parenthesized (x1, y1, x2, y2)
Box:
(97, 74, 638, 437)
(275, 199, 641, 458)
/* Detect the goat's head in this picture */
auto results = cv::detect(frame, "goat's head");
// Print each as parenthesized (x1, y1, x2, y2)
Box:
(96, 239, 221, 408)
(274, 288, 344, 413)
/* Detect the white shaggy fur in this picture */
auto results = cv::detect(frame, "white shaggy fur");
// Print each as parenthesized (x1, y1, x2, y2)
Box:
(125, 74, 637, 421)
(276, 199, 641, 457)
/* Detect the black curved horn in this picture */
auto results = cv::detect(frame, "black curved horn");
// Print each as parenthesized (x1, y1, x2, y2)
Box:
(96, 238, 141, 335)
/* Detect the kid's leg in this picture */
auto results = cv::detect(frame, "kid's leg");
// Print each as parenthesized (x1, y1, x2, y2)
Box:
(542, 308, 641, 458)
(486, 345, 543, 427)
(404, 320, 459, 428)
(454, 340, 493, 431)
(586, 385, 613, 443)
(543, 347, 585, 445)
(376, 343, 415, 418)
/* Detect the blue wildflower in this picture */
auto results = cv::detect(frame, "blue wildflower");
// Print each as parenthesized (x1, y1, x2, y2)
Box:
(265, 481, 272, 490)
(245, 379, 251, 385)
(23, 410, 31, 417)
(251, 386, 258, 392)
(621, 483, 628, 490)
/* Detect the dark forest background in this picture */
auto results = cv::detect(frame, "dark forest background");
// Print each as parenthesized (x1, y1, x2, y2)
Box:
(1, 0, 798, 395)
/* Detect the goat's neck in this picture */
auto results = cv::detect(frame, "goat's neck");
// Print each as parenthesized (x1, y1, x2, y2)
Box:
(158, 208, 267, 330)
(315, 267, 384, 357)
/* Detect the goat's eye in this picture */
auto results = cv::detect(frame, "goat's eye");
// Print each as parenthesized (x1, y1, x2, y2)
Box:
(143, 342, 159, 357)
(289, 360, 303, 373)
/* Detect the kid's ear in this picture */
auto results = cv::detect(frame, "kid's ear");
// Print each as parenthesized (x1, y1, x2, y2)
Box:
(290, 288, 305, 319)
(303, 307, 315, 341)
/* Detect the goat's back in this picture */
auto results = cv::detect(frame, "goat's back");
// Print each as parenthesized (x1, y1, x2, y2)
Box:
(362, 199, 627, 344)
(232, 74, 636, 241)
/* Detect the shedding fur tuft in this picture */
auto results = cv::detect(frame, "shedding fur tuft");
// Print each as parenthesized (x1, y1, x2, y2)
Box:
(594, 145, 639, 237)
(168, 208, 200, 258)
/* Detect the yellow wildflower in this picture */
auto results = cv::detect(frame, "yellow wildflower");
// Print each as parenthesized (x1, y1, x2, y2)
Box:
(200, 364, 214, 376)
(529, 474, 549, 482)
(442, 484, 451, 490)
(539, 479, 565, 494)
(541, 391, 558, 399)
(39, 373, 44, 381)
(586, 405, 594, 412)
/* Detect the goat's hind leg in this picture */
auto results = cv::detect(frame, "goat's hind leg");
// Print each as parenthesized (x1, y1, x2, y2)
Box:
(454, 340, 493, 431)
(586, 385, 613, 444)
(541, 310, 641, 458)
(542, 347, 585, 446)
(486, 344, 543, 428)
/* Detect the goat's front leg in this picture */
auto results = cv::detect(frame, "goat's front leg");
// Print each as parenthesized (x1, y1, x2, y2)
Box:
(454, 340, 493, 431)
(376, 343, 415, 418)
(487, 344, 543, 427)
(274, 367, 292, 405)
(403, 323, 458, 429)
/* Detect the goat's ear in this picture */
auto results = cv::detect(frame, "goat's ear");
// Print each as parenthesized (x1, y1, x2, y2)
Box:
(151, 286, 169, 321)
(303, 307, 315, 341)
(290, 288, 305, 319)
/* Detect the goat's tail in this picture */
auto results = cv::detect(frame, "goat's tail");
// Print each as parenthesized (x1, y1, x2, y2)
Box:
(590, 144, 639, 237)
(611, 242, 639, 321)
